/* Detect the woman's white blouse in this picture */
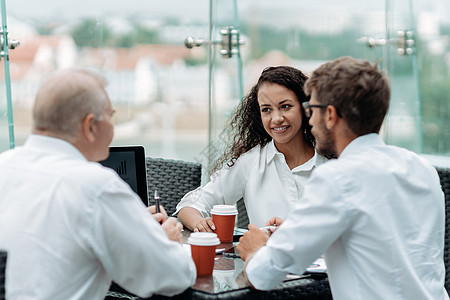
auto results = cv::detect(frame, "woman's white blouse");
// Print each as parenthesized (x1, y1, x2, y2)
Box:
(175, 140, 327, 227)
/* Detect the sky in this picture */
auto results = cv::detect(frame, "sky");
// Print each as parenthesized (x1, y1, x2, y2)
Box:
(6, 0, 210, 22)
(5, 0, 438, 23)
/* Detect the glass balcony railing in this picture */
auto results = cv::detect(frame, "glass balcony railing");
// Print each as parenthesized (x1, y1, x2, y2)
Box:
(1, 0, 450, 172)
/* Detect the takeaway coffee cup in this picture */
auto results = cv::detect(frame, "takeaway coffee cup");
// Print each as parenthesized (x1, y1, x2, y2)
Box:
(211, 205, 238, 242)
(187, 232, 220, 276)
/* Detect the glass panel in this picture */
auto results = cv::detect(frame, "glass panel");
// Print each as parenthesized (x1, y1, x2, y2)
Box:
(236, 1, 386, 69)
(233, 0, 426, 154)
(382, 0, 422, 152)
(234, 1, 389, 111)
(9, 1, 212, 167)
(204, 0, 244, 174)
(6, 0, 450, 160)
(0, 0, 14, 152)
(0, 58, 9, 151)
(416, 1, 450, 155)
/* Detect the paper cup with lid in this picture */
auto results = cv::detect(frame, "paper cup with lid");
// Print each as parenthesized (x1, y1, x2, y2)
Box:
(187, 232, 220, 276)
(210, 205, 238, 242)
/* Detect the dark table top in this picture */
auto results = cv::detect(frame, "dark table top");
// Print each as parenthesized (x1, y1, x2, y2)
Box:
(107, 228, 332, 300)
(185, 228, 249, 294)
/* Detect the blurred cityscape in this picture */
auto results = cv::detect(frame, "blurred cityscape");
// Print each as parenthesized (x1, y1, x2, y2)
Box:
(3, 1, 450, 167)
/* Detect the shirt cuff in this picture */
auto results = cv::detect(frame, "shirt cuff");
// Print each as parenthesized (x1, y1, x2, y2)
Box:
(245, 246, 288, 290)
(172, 203, 207, 217)
(173, 189, 208, 217)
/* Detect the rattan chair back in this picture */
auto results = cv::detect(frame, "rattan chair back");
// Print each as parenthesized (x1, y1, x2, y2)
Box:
(436, 167, 450, 294)
(0, 250, 7, 300)
(145, 157, 202, 216)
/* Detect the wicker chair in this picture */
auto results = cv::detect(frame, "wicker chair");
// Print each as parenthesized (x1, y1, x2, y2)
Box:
(145, 157, 252, 229)
(107, 158, 202, 300)
(0, 250, 6, 300)
(436, 166, 450, 295)
(145, 157, 202, 216)
(236, 198, 249, 229)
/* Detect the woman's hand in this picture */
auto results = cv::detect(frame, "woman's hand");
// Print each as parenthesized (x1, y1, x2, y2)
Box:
(193, 217, 216, 232)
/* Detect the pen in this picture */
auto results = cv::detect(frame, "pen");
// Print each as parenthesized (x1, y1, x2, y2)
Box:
(154, 190, 160, 213)
(259, 225, 277, 234)
(259, 225, 277, 230)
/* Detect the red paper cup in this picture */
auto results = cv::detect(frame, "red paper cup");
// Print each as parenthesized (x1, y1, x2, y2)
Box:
(211, 205, 238, 242)
(187, 232, 220, 276)
(212, 214, 236, 242)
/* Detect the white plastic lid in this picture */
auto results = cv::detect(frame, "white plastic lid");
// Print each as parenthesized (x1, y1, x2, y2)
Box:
(187, 232, 220, 246)
(210, 205, 238, 215)
(213, 269, 235, 275)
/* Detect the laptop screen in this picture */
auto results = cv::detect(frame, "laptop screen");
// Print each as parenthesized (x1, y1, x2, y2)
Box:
(99, 146, 148, 206)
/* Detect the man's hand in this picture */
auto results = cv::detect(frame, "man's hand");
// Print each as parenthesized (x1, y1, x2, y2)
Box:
(147, 205, 168, 224)
(193, 217, 216, 232)
(264, 217, 284, 235)
(161, 217, 183, 243)
(265, 217, 284, 227)
(237, 224, 269, 261)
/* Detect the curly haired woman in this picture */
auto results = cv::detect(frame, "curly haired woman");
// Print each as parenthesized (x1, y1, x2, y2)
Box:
(175, 66, 327, 231)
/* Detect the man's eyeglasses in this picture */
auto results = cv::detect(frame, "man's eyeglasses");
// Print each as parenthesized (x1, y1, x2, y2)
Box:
(302, 101, 328, 118)
(302, 101, 342, 118)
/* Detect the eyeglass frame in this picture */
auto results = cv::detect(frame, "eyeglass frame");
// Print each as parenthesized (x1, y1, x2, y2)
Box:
(302, 101, 342, 118)
(302, 101, 327, 118)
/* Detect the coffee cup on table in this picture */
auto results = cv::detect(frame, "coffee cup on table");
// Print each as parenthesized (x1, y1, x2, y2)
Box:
(210, 205, 238, 242)
(187, 232, 220, 276)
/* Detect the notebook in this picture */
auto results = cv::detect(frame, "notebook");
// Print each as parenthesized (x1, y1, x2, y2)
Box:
(99, 145, 148, 206)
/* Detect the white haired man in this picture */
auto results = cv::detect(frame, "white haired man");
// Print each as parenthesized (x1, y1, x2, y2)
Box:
(0, 69, 196, 299)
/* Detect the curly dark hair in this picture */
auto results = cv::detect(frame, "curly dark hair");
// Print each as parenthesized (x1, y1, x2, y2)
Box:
(211, 66, 314, 174)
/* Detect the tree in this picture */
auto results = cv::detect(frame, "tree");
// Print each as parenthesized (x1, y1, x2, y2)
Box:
(71, 18, 112, 48)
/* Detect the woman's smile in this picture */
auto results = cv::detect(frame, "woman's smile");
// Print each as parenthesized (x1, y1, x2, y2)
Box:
(272, 125, 290, 133)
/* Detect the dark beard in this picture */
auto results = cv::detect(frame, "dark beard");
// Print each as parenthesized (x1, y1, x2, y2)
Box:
(315, 125, 338, 159)
(318, 149, 337, 160)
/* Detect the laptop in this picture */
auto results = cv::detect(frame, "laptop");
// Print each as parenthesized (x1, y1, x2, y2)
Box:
(99, 145, 148, 206)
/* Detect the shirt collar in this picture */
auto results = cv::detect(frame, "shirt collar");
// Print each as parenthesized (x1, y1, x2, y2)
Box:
(339, 133, 385, 159)
(24, 134, 87, 161)
(266, 139, 278, 163)
(291, 150, 325, 172)
(266, 139, 326, 171)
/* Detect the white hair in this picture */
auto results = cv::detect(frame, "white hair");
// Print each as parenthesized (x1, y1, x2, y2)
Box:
(32, 68, 109, 139)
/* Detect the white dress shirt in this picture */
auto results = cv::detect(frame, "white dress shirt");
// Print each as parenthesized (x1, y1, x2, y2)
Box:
(175, 140, 327, 227)
(246, 134, 448, 300)
(0, 135, 196, 300)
